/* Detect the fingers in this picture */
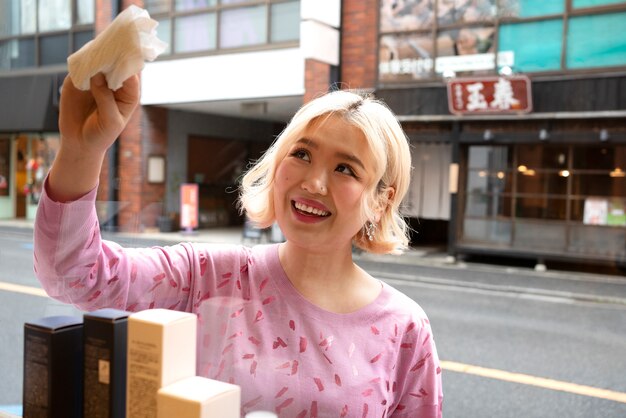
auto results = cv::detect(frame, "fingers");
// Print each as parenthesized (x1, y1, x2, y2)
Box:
(114, 75, 140, 119)
(90, 73, 121, 126)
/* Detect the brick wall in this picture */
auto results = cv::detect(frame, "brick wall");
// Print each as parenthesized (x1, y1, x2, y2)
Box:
(94, 0, 154, 231)
(341, 0, 378, 90)
(140, 107, 168, 229)
(94, 0, 113, 203)
(304, 59, 331, 104)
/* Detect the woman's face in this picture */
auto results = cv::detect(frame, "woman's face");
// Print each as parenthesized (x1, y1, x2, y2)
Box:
(273, 115, 377, 253)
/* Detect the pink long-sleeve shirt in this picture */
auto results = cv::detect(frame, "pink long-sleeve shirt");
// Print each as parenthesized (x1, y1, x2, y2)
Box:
(34, 181, 443, 417)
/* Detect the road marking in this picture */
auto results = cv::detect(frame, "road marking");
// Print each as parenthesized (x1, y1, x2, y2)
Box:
(442, 360, 626, 404)
(0, 281, 47, 298)
(380, 275, 626, 309)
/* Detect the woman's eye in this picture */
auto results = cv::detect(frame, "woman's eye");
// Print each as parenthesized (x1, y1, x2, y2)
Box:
(291, 149, 310, 161)
(336, 164, 357, 177)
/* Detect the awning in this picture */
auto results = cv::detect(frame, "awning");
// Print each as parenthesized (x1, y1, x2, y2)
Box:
(0, 72, 65, 132)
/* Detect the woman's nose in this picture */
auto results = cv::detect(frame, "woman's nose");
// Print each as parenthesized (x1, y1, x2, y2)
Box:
(301, 173, 327, 195)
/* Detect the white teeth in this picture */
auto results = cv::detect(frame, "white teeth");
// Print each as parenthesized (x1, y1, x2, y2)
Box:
(294, 201, 329, 216)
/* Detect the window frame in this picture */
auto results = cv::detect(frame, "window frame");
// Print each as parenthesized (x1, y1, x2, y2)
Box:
(0, 0, 95, 73)
(377, 0, 626, 84)
(145, 0, 300, 59)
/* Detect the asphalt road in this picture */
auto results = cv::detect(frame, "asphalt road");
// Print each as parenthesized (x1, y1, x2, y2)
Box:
(1, 228, 625, 417)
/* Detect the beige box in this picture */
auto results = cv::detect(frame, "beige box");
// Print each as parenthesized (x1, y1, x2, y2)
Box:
(157, 376, 241, 418)
(126, 309, 197, 418)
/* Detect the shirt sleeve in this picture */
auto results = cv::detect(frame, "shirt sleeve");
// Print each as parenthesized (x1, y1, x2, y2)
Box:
(389, 302, 443, 417)
(33, 176, 198, 312)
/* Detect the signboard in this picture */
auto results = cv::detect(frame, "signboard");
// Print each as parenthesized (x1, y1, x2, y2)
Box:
(607, 199, 626, 227)
(446, 75, 532, 115)
(583, 198, 607, 226)
(180, 183, 199, 231)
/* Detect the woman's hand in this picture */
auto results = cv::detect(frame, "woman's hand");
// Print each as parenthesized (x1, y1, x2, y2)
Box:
(48, 73, 140, 202)
(59, 73, 140, 158)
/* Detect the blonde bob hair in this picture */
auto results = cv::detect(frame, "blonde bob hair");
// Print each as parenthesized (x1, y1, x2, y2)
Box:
(238, 90, 412, 254)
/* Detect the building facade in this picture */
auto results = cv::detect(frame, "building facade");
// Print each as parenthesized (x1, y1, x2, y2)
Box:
(369, 0, 626, 267)
(0, 0, 340, 230)
(1, 0, 625, 267)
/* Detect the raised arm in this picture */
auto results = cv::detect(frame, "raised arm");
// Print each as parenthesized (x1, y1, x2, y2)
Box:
(48, 73, 139, 202)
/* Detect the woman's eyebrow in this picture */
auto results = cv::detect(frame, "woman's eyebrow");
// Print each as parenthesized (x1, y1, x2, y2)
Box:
(295, 137, 318, 148)
(336, 151, 365, 170)
(296, 138, 365, 170)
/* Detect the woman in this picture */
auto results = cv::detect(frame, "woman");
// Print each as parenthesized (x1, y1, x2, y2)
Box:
(34, 73, 443, 417)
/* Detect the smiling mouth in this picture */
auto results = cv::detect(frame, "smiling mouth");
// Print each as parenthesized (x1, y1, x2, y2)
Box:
(292, 201, 330, 217)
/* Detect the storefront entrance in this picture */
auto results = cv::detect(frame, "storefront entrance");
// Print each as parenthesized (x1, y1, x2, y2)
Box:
(0, 134, 60, 220)
(458, 143, 626, 263)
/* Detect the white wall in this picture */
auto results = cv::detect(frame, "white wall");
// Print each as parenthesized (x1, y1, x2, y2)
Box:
(141, 48, 305, 105)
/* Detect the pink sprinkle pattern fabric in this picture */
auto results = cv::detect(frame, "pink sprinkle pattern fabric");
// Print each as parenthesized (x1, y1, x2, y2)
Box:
(34, 181, 443, 417)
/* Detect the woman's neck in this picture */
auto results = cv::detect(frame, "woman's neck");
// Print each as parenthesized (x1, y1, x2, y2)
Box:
(277, 242, 381, 313)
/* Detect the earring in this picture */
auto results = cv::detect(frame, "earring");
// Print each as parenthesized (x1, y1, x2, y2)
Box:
(364, 221, 376, 241)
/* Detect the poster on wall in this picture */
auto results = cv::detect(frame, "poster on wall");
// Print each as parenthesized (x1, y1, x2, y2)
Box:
(180, 183, 199, 231)
(607, 199, 626, 227)
(583, 198, 608, 226)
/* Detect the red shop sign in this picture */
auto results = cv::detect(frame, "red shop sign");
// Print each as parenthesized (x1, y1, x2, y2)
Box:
(446, 75, 532, 115)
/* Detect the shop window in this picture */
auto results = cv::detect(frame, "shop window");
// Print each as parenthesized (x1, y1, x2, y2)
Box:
(498, 0, 564, 18)
(40, 34, 70, 66)
(572, 145, 626, 170)
(174, 13, 216, 53)
(465, 193, 512, 218)
(27, 135, 60, 205)
(155, 18, 172, 55)
(517, 172, 568, 196)
(380, 0, 435, 32)
(513, 220, 566, 250)
(0, 38, 36, 70)
(175, 0, 217, 11)
(270, 1, 300, 43)
(468, 145, 511, 170)
(145, 0, 171, 14)
(567, 12, 626, 69)
(568, 224, 626, 256)
(517, 144, 568, 170)
(466, 170, 511, 195)
(74, 30, 93, 51)
(437, 0, 496, 26)
(498, 19, 563, 72)
(437, 26, 494, 61)
(38, 0, 72, 32)
(571, 174, 626, 197)
(0, 0, 36, 36)
(573, 0, 626, 7)
(379, 33, 434, 81)
(0, 1, 94, 72)
(0, 138, 10, 197)
(220, 5, 267, 49)
(76, 0, 95, 25)
(515, 197, 567, 220)
(147, 0, 300, 58)
(462, 218, 512, 244)
(571, 198, 626, 226)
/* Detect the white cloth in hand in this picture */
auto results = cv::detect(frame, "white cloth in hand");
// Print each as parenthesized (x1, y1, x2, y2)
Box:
(67, 5, 167, 91)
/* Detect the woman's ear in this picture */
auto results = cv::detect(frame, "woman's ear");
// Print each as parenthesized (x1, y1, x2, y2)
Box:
(373, 186, 395, 223)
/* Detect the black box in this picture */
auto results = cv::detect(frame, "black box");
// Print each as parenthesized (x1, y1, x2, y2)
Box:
(23, 315, 84, 418)
(83, 309, 129, 418)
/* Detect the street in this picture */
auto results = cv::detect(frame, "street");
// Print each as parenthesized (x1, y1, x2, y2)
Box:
(1, 228, 625, 417)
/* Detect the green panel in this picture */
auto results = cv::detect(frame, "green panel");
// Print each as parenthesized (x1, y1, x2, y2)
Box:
(517, 0, 564, 17)
(573, 0, 626, 7)
(498, 20, 563, 72)
(567, 12, 626, 69)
